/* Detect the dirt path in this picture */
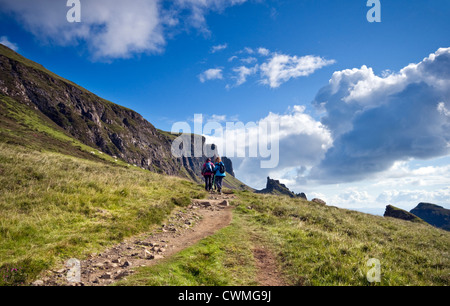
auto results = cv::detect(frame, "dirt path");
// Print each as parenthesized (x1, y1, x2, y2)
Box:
(253, 246, 287, 286)
(36, 192, 288, 287)
(38, 194, 233, 286)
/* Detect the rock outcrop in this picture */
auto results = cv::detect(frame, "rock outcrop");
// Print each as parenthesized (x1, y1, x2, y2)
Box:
(383, 205, 424, 223)
(255, 177, 307, 199)
(410, 203, 450, 231)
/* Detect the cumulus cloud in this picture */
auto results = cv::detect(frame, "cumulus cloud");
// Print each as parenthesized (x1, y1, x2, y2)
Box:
(309, 48, 450, 183)
(260, 53, 336, 88)
(198, 68, 223, 82)
(0, 0, 247, 59)
(376, 187, 450, 206)
(0, 36, 18, 51)
(221, 50, 335, 88)
(204, 105, 333, 189)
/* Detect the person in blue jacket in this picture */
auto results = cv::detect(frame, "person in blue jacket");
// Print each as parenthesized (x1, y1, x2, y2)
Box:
(213, 157, 226, 194)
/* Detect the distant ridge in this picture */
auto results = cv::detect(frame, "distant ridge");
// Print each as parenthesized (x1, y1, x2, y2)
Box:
(410, 203, 450, 231)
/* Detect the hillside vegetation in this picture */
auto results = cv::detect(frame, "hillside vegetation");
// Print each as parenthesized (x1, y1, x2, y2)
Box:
(116, 192, 450, 286)
(0, 142, 207, 285)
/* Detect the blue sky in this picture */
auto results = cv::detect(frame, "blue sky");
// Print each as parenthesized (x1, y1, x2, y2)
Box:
(1, 0, 449, 214)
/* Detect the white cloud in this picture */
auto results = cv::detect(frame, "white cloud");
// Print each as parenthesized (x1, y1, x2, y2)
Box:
(257, 47, 270, 56)
(240, 47, 254, 54)
(438, 102, 450, 116)
(205, 105, 333, 189)
(376, 187, 450, 206)
(310, 48, 450, 183)
(260, 53, 336, 88)
(211, 43, 227, 53)
(240, 57, 257, 64)
(198, 68, 223, 83)
(0, 0, 247, 60)
(219, 49, 336, 88)
(0, 36, 18, 51)
(232, 65, 258, 86)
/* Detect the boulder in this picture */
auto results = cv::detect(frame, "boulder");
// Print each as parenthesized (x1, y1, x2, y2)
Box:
(311, 198, 326, 205)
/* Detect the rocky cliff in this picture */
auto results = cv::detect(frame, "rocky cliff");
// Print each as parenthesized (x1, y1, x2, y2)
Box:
(221, 157, 235, 177)
(0, 44, 214, 181)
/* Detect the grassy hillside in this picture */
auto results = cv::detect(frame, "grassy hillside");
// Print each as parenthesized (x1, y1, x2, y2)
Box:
(1, 133, 449, 286)
(0, 142, 207, 285)
(116, 192, 450, 286)
(0, 94, 209, 285)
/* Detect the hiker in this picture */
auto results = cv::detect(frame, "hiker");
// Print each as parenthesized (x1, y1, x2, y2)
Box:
(213, 157, 226, 194)
(201, 158, 215, 192)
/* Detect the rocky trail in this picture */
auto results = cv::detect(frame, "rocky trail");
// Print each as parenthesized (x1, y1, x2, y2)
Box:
(34, 192, 286, 287)
(36, 193, 234, 286)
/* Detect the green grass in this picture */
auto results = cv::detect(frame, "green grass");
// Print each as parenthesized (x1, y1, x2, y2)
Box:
(0, 143, 207, 286)
(116, 191, 450, 286)
(1, 135, 448, 286)
(114, 213, 258, 286)
(235, 192, 450, 286)
(0, 94, 130, 168)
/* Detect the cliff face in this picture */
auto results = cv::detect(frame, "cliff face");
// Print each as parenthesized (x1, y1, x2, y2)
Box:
(0, 44, 213, 180)
(221, 157, 235, 177)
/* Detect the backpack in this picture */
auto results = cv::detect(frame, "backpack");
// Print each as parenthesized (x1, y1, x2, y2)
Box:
(219, 162, 225, 174)
(202, 162, 213, 175)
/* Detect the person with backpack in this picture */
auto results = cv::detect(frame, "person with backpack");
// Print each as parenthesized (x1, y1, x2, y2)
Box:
(201, 158, 215, 192)
(213, 157, 226, 194)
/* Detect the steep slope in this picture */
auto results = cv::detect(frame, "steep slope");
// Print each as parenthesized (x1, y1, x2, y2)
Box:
(0, 44, 211, 180)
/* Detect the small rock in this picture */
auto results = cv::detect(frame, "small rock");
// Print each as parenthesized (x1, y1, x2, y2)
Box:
(121, 261, 132, 268)
(220, 200, 229, 206)
(115, 270, 131, 280)
(144, 249, 152, 258)
(311, 198, 326, 205)
(100, 272, 112, 280)
(111, 258, 121, 264)
(93, 262, 104, 269)
(31, 280, 44, 286)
